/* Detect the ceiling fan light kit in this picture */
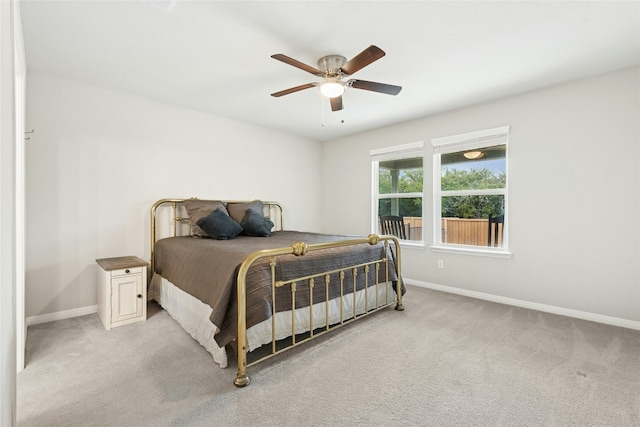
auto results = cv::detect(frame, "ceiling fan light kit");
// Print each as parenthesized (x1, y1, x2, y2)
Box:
(320, 80, 344, 98)
(271, 45, 402, 112)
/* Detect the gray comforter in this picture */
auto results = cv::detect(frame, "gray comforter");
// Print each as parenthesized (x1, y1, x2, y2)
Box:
(153, 231, 399, 347)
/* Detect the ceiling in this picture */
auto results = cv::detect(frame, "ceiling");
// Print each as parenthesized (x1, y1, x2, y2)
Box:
(19, 1, 640, 142)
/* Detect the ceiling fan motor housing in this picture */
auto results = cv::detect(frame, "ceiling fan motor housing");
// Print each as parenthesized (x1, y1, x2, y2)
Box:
(318, 55, 347, 77)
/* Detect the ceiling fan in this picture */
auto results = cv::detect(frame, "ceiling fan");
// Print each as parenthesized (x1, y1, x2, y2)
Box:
(270, 45, 402, 112)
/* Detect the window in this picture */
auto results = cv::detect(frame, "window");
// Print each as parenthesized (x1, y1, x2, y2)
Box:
(432, 126, 509, 255)
(371, 141, 424, 245)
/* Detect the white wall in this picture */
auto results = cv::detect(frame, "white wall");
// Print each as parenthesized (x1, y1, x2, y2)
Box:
(25, 72, 322, 318)
(322, 67, 640, 324)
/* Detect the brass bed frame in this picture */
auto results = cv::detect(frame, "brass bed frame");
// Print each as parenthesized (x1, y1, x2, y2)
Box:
(150, 198, 404, 387)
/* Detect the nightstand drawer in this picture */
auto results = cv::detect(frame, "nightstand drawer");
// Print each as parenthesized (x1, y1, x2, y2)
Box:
(110, 266, 144, 277)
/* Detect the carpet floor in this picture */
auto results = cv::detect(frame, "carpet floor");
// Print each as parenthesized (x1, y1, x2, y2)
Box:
(17, 285, 640, 426)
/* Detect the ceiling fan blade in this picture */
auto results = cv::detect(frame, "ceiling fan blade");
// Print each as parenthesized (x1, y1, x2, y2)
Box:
(330, 96, 343, 112)
(271, 83, 316, 97)
(340, 45, 385, 75)
(350, 79, 402, 96)
(271, 54, 323, 76)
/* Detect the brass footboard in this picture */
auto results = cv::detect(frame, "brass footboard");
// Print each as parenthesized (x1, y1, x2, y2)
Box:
(234, 234, 403, 387)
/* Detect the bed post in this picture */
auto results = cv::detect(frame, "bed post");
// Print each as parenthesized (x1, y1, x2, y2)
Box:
(234, 252, 257, 387)
(149, 199, 163, 277)
(233, 242, 308, 387)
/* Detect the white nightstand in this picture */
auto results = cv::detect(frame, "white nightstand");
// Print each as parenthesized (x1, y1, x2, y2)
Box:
(96, 256, 148, 330)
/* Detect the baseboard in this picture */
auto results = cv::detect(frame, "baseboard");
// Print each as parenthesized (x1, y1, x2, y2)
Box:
(406, 278, 640, 331)
(26, 305, 98, 326)
(26, 282, 640, 331)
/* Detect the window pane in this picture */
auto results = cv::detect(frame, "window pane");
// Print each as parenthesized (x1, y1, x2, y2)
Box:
(441, 145, 506, 190)
(378, 197, 422, 241)
(379, 158, 423, 194)
(441, 195, 504, 247)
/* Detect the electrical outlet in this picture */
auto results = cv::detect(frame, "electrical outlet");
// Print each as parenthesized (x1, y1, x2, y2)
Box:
(437, 260, 444, 269)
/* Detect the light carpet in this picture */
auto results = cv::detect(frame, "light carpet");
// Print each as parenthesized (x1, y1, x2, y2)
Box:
(17, 286, 640, 426)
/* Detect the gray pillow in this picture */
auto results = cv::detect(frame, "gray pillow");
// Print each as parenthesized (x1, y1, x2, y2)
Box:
(241, 208, 274, 237)
(196, 208, 243, 240)
(227, 201, 263, 225)
(184, 199, 228, 237)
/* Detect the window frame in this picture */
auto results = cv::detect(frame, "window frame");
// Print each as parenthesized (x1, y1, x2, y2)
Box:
(431, 126, 511, 258)
(370, 141, 425, 248)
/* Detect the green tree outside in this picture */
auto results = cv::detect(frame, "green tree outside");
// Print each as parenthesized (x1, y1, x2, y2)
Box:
(378, 168, 422, 217)
(378, 167, 505, 219)
(441, 168, 505, 219)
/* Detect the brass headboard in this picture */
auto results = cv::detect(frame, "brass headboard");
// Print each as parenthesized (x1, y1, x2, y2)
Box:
(149, 198, 284, 273)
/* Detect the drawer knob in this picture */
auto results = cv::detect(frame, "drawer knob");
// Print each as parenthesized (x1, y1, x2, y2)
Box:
(137, 294, 142, 299)
(125, 269, 130, 273)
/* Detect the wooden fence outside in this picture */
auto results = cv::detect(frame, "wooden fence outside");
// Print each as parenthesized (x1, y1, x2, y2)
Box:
(441, 217, 502, 247)
(398, 217, 503, 247)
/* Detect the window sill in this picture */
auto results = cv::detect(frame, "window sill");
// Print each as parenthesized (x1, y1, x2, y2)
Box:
(430, 245, 512, 259)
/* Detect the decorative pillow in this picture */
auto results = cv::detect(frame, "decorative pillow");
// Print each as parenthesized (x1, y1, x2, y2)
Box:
(227, 200, 264, 225)
(241, 208, 274, 237)
(196, 208, 243, 240)
(184, 199, 228, 237)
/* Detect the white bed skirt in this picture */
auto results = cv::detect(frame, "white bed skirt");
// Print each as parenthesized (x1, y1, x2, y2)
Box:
(149, 273, 229, 367)
(149, 273, 396, 369)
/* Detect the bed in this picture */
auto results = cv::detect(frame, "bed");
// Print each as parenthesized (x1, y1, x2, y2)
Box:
(148, 198, 404, 387)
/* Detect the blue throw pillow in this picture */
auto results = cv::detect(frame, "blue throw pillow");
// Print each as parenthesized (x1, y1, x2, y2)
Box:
(241, 208, 274, 237)
(196, 208, 243, 240)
